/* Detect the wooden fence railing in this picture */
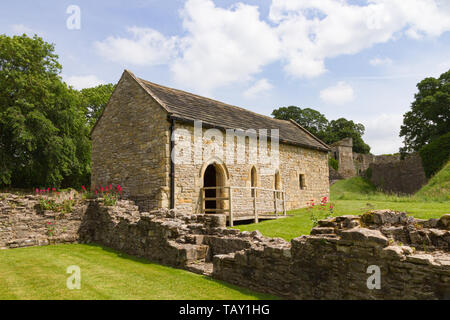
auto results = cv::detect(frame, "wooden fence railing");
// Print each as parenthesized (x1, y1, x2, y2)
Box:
(200, 186, 286, 227)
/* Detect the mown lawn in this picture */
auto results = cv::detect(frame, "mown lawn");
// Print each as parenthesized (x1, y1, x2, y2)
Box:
(234, 174, 450, 241)
(234, 199, 449, 241)
(0, 244, 277, 300)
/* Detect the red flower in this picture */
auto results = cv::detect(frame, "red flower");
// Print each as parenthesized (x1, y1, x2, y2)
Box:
(95, 190, 98, 195)
(82, 186, 86, 191)
(100, 187, 104, 192)
(52, 188, 56, 192)
(109, 184, 113, 190)
(47, 188, 50, 193)
(35, 188, 39, 193)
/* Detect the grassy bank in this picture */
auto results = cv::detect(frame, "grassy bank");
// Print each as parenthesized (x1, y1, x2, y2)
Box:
(0, 244, 276, 300)
(235, 164, 449, 241)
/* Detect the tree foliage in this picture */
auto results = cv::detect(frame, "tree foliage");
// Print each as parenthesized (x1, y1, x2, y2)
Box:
(272, 106, 371, 154)
(325, 118, 371, 154)
(271, 106, 329, 140)
(400, 70, 450, 153)
(79, 83, 115, 128)
(0, 34, 90, 188)
(419, 132, 450, 178)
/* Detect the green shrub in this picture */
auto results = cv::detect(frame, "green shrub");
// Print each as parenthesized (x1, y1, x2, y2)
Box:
(328, 157, 339, 171)
(419, 132, 450, 178)
(364, 167, 373, 180)
(39, 198, 59, 211)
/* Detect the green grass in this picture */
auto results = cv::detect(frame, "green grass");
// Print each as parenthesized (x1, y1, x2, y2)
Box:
(234, 167, 450, 241)
(0, 244, 277, 300)
(415, 161, 450, 201)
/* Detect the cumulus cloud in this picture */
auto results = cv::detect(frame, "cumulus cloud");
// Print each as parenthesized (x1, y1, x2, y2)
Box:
(359, 113, 404, 155)
(94, 0, 450, 92)
(95, 27, 178, 66)
(170, 0, 280, 94)
(243, 78, 273, 99)
(269, 0, 450, 78)
(320, 82, 354, 105)
(64, 75, 105, 90)
(370, 57, 393, 66)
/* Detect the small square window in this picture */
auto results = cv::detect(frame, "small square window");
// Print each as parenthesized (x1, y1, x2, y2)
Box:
(299, 174, 306, 190)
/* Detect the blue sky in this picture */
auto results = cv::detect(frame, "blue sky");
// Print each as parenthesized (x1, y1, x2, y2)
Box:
(1, 0, 450, 154)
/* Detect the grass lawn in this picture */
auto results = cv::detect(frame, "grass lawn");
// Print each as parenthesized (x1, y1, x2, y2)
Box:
(234, 172, 450, 241)
(0, 244, 277, 300)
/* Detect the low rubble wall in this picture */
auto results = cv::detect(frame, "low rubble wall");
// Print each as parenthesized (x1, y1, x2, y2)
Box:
(1, 193, 449, 300)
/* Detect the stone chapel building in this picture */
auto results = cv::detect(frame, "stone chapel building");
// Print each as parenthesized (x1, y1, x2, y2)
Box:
(91, 70, 330, 224)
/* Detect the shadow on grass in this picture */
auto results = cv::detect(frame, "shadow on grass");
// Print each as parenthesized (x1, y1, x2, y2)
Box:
(81, 243, 280, 300)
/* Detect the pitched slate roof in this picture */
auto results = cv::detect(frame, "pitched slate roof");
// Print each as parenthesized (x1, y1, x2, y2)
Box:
(130, 70, 330, 152)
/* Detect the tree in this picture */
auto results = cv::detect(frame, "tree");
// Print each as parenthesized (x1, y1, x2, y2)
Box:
(272, 106, 329, 140)
(0, 34, 90, 188)
(324, 118, 371, 154)
(400, 70, 450, 153)
(272, 106, 371, 153)
(79, 83, 115, 128)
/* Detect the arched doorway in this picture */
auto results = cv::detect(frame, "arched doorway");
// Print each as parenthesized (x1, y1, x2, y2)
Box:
(202, 162, 228, 211)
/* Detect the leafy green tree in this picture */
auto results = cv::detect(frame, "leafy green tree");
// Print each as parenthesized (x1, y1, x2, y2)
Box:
(400, 70, 450, 153)
(272, 106, 371, 153)
(79, 83, 115, 128)
(325, 118, 371, 154)
(0, 34, 90, 188)
(272, 106, 329, 140)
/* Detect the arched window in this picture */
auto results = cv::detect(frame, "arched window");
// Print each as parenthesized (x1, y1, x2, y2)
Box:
(299, 174, 306, 190)
(274, 170, 281, 199)
(250, 166, 257, 197)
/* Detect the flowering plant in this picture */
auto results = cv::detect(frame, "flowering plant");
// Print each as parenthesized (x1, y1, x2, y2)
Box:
(307, 196, 334, 227)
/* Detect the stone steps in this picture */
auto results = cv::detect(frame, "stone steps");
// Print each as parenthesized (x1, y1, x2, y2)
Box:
(186, 260, 213, 277)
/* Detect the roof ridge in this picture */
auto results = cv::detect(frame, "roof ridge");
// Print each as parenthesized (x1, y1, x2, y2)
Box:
(138, 77, 292, 126)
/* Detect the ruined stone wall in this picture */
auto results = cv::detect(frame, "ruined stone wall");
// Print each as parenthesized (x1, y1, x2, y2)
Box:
(213, 211, 450, 300)
(1, 193, 449, 300)
(369, 154, 427, 194)
(174, 122, 329, 215)
(331, 138, 356, 179)
(91, 71, 171, 212)
(0, 194, 86, 249)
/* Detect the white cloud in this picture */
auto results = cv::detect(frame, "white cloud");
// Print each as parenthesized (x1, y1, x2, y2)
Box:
(11, 24, 35, 36)
(170, 0, 280, 94)
(95, 0, 450, 92)
(370, 57, 393, 66)
(95, 26, 178, 66)
(269, 0, 450, 78)
(359, 113, 404, 155)
(64, 75, 105, 90)
(320, 82, 354, 105)
(243, 78, 273, 99)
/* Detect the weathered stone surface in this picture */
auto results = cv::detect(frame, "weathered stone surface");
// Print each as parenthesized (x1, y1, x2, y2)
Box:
(440, 215, 450, 230)
(0, 194, 85, 249)
(340, 228, 389, 246)
(1, 195, 449, 300)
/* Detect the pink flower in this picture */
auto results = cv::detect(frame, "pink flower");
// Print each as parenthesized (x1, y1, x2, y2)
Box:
(35, 188, 39, 193)
(100, 187, 104, 193)
(52, 188, 56, 192)
(109, 184, 112, 190)
(81, 186, 86, 191)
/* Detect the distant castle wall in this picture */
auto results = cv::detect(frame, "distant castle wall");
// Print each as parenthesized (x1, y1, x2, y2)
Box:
(330, 138, 427, 194)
